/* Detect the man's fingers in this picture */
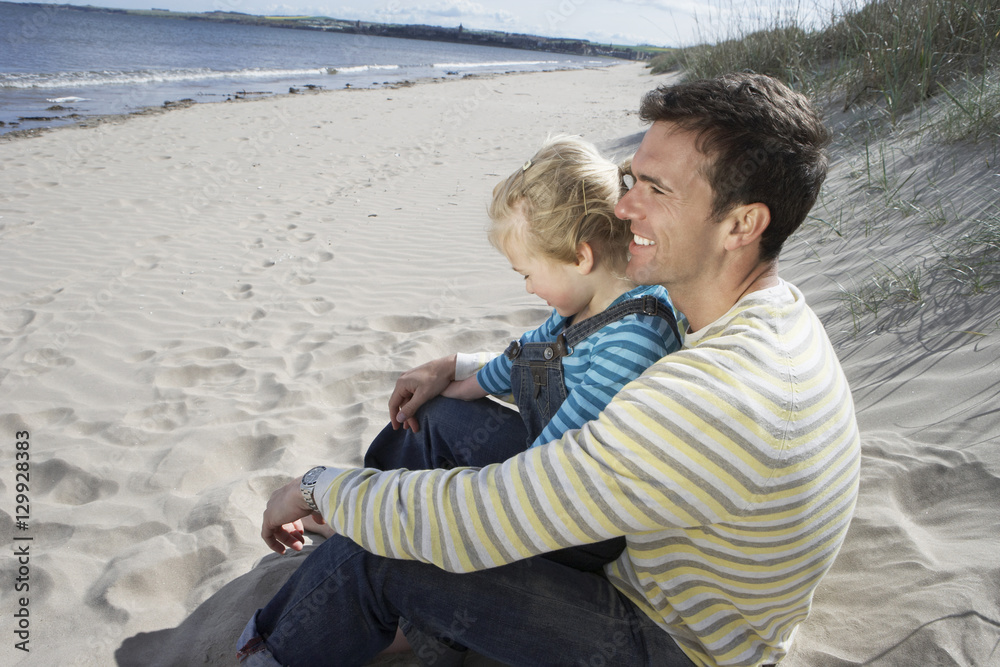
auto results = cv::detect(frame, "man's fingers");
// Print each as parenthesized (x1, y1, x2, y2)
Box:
(388, 388, 413, 428)
(263, 523, 306, 555)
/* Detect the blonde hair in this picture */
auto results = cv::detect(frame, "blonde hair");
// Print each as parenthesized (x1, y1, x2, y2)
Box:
(488, 135, 631, 273)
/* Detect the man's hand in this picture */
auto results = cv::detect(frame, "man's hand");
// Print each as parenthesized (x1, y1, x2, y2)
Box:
(388, 354, 456, 432)
(261, 477, 327, 554)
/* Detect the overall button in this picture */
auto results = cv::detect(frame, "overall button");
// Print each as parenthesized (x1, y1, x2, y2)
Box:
(543, 346, 555, 360)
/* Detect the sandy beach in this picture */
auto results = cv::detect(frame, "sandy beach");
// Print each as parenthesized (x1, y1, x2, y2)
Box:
(2, 61, 999, 666)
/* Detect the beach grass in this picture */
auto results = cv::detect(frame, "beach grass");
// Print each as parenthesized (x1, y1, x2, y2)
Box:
(649, 0, 1000, 122)
(648, 0, 1000, 333)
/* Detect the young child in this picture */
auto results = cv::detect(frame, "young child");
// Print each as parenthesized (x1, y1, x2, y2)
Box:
(441, 135, 682, 450)
(313, 136, 683, 577)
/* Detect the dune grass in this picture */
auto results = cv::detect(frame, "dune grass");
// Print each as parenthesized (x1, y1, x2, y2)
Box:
(650, 0, 1000, 124)
(649, 0, 1000, 333)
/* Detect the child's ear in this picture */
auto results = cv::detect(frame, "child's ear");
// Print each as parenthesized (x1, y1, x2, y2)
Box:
(575, 242, 595, 274)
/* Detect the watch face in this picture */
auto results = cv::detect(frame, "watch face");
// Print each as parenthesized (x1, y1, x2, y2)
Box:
(303, 466, 326, 485)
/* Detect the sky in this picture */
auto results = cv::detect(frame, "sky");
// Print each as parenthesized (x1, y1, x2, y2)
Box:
(17, 0, 850, 46)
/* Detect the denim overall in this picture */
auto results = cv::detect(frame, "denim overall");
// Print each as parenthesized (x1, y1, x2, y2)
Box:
(505, 293, 681, 446)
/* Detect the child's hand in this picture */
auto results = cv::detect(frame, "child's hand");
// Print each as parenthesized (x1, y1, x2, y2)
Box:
(441, 376, 489, 401)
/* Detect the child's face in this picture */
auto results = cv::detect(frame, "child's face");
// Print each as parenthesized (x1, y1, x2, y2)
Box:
(504, 239, 590, 319)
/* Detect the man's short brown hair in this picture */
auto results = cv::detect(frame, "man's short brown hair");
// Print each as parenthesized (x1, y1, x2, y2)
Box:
(639, 73, 831, 261)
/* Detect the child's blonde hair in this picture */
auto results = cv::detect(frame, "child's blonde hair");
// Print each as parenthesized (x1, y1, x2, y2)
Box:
(488, 135, 631, 273)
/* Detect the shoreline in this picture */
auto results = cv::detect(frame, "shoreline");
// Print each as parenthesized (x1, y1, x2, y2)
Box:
(0, 65, 617, 143)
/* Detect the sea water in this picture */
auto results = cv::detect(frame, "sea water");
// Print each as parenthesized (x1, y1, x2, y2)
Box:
(0, 2, 614, 135)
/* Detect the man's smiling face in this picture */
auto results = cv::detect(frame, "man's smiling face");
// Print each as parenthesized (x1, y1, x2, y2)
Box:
(616, 121, 731, 291)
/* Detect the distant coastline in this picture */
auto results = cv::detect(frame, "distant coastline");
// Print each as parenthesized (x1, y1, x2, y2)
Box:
(5, 2, 665, 60)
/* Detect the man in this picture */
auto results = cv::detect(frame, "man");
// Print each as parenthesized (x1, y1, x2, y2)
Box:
(237, 73, 860, 667)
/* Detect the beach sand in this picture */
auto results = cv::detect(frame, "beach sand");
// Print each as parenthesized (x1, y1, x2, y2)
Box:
(1, 61, 998, 666)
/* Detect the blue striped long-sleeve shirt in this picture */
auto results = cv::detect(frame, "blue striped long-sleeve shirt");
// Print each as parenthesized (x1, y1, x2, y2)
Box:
(477, 284, 682, 449)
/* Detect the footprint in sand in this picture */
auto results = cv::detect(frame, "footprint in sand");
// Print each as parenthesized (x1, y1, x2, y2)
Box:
(0, 285, 64, 309)
(309, 251, 334, 264)
(177, 346, 231, 361)
(135, 235, 172, 248)
(303, 297, 334, 315)
(322, 371, 397, 406)
(285, 331, 332, 353)
(280, 270, 316, 286)
(218, 432, 294, 472)
(860, 441, 1000, 569)
(34, 458, 119, 505)
(0, 309, 35, 335)
(123, 401, 191, 432)
(155, 361, 248, 389)
(121, 255, 161, 277)
(288, 352, 313, 376)
(328, 343, 368, 363)
(89, 532, 228, 623)
(24, 407, 77, 427)
(367, 314, 438, 333)
(19, 347, 75, 374)
(0, 219, 36, 240)
(226, 283, 254, 300)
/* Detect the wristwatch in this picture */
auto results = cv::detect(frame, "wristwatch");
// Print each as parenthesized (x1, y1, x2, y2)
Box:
(300, 466, 327, 512)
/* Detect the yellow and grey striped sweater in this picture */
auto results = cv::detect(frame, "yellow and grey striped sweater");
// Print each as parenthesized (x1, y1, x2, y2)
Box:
(317, 281, 861, 666)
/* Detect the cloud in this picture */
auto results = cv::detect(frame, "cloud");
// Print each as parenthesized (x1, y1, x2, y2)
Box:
(374, 1, 516, 26)
(609, 0, 696, 10)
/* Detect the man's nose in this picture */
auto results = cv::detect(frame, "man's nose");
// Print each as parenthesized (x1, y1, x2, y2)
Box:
(615, 188, 637, 221)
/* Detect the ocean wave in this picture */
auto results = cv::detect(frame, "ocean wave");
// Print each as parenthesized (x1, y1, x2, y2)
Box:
(0, 67, 344, 89)
(1, 59, 589, 90)
(334, 64, 402, 74)
(46, 96, 90, 103)
(432, 60, 560, 69)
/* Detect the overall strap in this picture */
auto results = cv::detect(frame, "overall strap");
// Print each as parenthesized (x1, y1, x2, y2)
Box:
(563, 295, 680, 350)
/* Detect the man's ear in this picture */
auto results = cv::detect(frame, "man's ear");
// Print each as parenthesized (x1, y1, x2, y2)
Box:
(575, 242, 595, 274)
(724, 203, 770, 251)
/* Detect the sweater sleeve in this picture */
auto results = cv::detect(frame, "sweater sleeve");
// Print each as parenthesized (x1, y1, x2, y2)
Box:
(318, 363, 728, 572)
(530, 316, 681, 449)
(320, 424, 674, 572)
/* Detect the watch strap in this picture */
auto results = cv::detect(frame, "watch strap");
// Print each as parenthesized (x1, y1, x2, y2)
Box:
(300, 466, 327, 512)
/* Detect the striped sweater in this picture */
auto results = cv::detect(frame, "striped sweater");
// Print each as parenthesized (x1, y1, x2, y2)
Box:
(316, 281, 861, 666)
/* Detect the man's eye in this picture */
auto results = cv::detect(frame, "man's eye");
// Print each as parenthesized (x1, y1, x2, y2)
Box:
(623, 174, 635, 190)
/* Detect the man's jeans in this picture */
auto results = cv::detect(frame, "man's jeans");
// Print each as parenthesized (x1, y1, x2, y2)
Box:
(236, 535, 694, 666)
(237, 398, 695, 666)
